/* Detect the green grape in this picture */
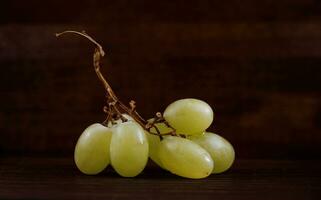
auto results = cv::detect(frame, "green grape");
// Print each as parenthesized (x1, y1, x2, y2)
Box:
(148, 119, 173, 135)
(190, 132, 235, 173)
(74, 123, 112, 175)
(110, 121, 149, 177)
(146, 119, 173, 168)
(163, 98, 213, 135)
(158, 136, 213, 179)
(146, 132, 162, 167)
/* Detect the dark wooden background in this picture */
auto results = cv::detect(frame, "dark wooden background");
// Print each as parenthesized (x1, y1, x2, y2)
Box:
(1, 0, 321, 159)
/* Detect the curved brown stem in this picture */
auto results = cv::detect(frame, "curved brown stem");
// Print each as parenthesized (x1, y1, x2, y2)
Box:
(56, 30, 176, 140)
(56, 31, 105, 56)
(93, 48, 118, 101)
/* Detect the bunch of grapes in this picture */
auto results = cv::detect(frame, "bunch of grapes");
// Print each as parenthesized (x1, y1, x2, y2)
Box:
(57, 31, 235, 179)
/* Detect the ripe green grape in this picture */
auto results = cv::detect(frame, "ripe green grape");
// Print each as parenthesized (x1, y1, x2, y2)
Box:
(146, 132, 163, 168)
(74, 123, 112, 175)
(163, 98, 213, 135)
(110, 121, 149, 177)
(158, 136, 213, 179)
(190, 132, 235, 173)
(148, 119, 173, 135)
(146, 119, 173, 168)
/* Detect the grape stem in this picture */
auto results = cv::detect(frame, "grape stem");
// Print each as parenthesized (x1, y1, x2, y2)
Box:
(56, 30, 177, 140)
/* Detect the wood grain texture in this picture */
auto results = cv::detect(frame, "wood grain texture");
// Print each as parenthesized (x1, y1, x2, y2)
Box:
(0, 0, 321, 158)
(0, 157, 320, 200)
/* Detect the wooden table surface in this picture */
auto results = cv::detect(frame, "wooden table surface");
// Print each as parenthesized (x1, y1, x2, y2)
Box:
(0, 157, 320, 200)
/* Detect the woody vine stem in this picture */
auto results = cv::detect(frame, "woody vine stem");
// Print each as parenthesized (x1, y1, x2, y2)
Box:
(55, 30, 178, 140)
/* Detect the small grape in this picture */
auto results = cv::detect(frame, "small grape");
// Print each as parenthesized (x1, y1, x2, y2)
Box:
(190, 132, 235, 173)
(110, 121, 149, 177)
(146, 119, 173, 168)
(148, 119, 173, 135)
(146, 132, 164, 168)
(74, 123, 112, 175)
(163, 98, 213, 135)
(158, 136, 213, 179)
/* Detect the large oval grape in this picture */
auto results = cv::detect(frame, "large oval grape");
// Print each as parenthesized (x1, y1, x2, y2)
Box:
(190, 132, 235, 173)
(163, 98, 213, 135)
(110, 121, 149, 177)
(158, 136, 213, 179)
(74, 123, 112, 175)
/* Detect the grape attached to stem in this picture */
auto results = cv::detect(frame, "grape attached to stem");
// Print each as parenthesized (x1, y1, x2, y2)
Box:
(74, 123, 112, 175)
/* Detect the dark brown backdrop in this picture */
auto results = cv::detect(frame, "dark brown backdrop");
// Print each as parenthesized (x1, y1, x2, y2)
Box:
(1, 0, 321, 159)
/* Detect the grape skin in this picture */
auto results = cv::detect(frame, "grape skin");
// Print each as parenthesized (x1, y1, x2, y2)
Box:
(158, 136, 213, 179)
(146, 119, 173, 168)
(110, 121, 149, 177)
(148, 120, 173, 135)
(74, 123, 112, 175)
(163, 98, 213, 135)
(190, 132, 235, 173)
(146, 132, 164, 168)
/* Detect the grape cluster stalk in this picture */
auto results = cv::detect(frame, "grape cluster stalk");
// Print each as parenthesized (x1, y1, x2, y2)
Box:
(56, 30, 176, 140)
